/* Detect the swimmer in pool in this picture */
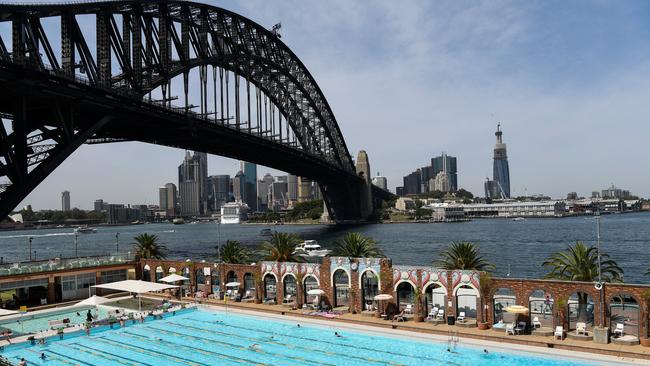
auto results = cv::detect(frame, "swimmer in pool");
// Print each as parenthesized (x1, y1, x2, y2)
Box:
(249, 343, 260, 350)
(334, 332, 342, 338)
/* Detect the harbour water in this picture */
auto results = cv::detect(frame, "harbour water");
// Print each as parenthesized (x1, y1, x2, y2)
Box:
(1, 212, 649, 283)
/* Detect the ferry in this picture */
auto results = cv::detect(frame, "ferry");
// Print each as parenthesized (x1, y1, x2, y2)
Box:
(172, 218, 185, 225)
(74, 226, 96, 234)
(511, 217, 526, 221)
(220, 202, 249, 224)
(293, 240, 331, 257)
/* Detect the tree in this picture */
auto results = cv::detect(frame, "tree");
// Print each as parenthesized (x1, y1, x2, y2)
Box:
(259, 232, 302, 262)
(542, 241, 623, 323)
(133, 233, 167, 259)
(432, 241, 494, 271)
(456, 188, 474, 200)
(219, 240, 251, 264)
(330, 232, 384, 258)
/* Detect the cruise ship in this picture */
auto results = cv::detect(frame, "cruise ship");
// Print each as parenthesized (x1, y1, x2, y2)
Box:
(220, 202, 249, 224)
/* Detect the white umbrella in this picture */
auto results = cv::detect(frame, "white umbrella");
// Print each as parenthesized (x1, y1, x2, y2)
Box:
(307, 289, 325, 296)
(225, 282, 240, 287)
(159, 274, 189, 283)
(77, 295, 112, 306)
(0, 309, 18, 316)
(92, 280, 178, 312)
(374, 294, 393, 301)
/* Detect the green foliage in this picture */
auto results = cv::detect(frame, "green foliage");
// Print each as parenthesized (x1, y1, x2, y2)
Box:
(414, 208, 432, 219)
(219, 240, 251, 264)
(456, 188, 474, 200)
(259, 232, 303, 262)
(433, 241, 494, 271)
(330, 232, 384, 258)
(133, 233, 167, 259)
(542, 241, 623, 282)
(15, 207, 106, 223)
(285, 200, 323, 221)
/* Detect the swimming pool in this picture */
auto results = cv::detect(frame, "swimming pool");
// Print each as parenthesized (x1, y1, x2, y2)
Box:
(0, 306, 111, 335)
(1, 308, 605, 365)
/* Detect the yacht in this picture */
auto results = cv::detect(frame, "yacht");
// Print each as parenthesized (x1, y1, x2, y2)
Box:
(74, 226, 96, 234)
(511, 217, 526, 221)
(293, 240, 331, 257)
(220, 202, 249, 224)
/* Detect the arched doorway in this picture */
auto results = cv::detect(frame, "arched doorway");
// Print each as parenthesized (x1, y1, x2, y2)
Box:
(303, 275, 319, 308)
(181, 267, 191, 296)
(226, 271, 237, 284)
(455, 285, 478, 321)
(424, 283, 446, 317)
(195, 268, 206, 292)
(155, 266, 164, 282)
(360, 270, 379, 311)
(333, 269, 350, 308)
(529, 289, 553, 329)
(142, 265, 151, 282)
(283, 275, 297, 303)
(396, 282, 414, 311)
(243, 273, 255, 299)
(211, 269, 221, 298)
(567, 292, 594, 332)
(493, 287, 516, 324)
(609, 294, 639, 339)
(263, 273, 277, 303)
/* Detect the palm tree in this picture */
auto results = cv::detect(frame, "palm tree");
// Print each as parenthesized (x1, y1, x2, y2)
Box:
(259, 232, 302, 262)
(542, 241, 623, 323)
(219, 240, 251, 264)
(133, 233, 167, 259)
(329, 232, 384, 258)
(542, 241, 623, 282)
(432, 241, 494, 271)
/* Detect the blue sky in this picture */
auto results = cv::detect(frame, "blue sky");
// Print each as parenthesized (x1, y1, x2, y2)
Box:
(13, 0, 650, 209)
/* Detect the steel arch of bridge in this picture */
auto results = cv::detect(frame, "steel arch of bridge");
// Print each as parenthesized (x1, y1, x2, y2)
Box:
(0, 0, 391, 221)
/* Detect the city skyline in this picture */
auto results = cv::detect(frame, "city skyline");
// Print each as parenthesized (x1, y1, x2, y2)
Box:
(12, 0, 650, 210)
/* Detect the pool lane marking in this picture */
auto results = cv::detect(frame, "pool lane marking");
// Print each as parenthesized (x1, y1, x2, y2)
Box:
(24, 346, 94, 366)
(21, 348, 84, 366)
(165, 320, 396, 366)
(143, 324, 324, 366)
(81, 336, 204, 366)
(180, 317, 462, 366)
(62, 342, 145, 366)
(114, 331, 267, 366)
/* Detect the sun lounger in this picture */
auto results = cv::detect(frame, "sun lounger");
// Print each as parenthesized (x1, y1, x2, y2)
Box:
(575, 322, 587, 335)
(427, 307, 438, 319)
(554, 326, 564, 340)
(516, 321, 526, 335)
(532, 316, 542, 329)
(457, 311, 466, 323)
(614, 323, 624, 337)
(506, 323, 515, 335)
(436, 309, 445, 320)
(404, 304, 413, 315)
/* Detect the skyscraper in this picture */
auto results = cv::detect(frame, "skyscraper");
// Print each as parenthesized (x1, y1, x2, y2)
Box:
(208, 175, 230, 211)
(165, 183, 178, 215)
(159, 186, 168, 211)
(257, 173, 274, 211)
(371, 172, 388, 190)
(233, 171, 245, 202)
(287, 174, 298, 203)
(61, 191, 70, 211)
(241, 161, 258, 211)
(178, 151, 204, 216)
(431, 153, 457, 191)
(485, 123, 510, 199)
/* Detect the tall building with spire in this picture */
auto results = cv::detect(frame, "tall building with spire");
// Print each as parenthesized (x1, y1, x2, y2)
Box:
(485, 123, 510, 199)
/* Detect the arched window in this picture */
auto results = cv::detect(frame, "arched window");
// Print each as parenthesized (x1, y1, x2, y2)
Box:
(211, 269, 221, 297)
(284, 275, 297, 302)
(424, 283, 446, 317)
(529, 289, 553, 329)
(361, 271, 379, 309)
(567, 292, 594, 332)
(303, 276, 319, 306)
(333, 269, 350, 308)
(396, 282, 414, 311)
(143, 265, 151, 282)
(244, 273, 255, 296)
(493, 287, 516, 324)
(609, 294, 639, 339)
(195, 268, 206, 292)
(226, 271, 237, 284)
(455, 285, 478, 320)
(155, 266, 164, 282)
(264, 274, 277, 302)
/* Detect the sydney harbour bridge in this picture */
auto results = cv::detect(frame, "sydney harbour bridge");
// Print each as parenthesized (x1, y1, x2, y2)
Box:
(0, 0, 392, 222)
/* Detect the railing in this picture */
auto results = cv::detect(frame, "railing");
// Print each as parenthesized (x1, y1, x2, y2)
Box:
(0, 253, 135, 277)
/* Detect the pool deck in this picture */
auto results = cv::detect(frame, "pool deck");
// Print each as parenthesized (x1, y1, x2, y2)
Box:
(193, 297, 650, 363)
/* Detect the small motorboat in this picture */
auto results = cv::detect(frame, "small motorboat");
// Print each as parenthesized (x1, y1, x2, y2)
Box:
(74, 226, 96, 233)
(293, 240, 331, 257)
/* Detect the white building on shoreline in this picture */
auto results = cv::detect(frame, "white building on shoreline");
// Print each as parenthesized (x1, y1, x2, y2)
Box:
(462, 201, 565, 218)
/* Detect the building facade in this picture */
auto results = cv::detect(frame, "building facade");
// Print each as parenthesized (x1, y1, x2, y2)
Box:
(372, 172, 388, 190)
(61, 191, 70, 211)
(178, 151, 207, 216)
(485, 123, 511, 199)
(432, 153, 457, 191)
(242, 161, 258, 211)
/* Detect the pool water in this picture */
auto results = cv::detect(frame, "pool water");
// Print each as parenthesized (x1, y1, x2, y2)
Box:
(0, 306, 111, 335)
(1, 309, 599, 366)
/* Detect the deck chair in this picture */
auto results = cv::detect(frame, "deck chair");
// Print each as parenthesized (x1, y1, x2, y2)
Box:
(575, 322, 587, 335)
(516, 321, 526, 335)
(614, 323, 624, 337)
(554, 326, 564, 340)
(532, 316, 542, 329)
(404, 304, 413, 315)
(436, 309, 445, 320)
(457, 311, 466, 323)
(427, 307, 438, 319)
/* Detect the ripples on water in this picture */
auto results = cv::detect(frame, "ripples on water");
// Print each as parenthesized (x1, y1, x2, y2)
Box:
(1, 212, 649, 283)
